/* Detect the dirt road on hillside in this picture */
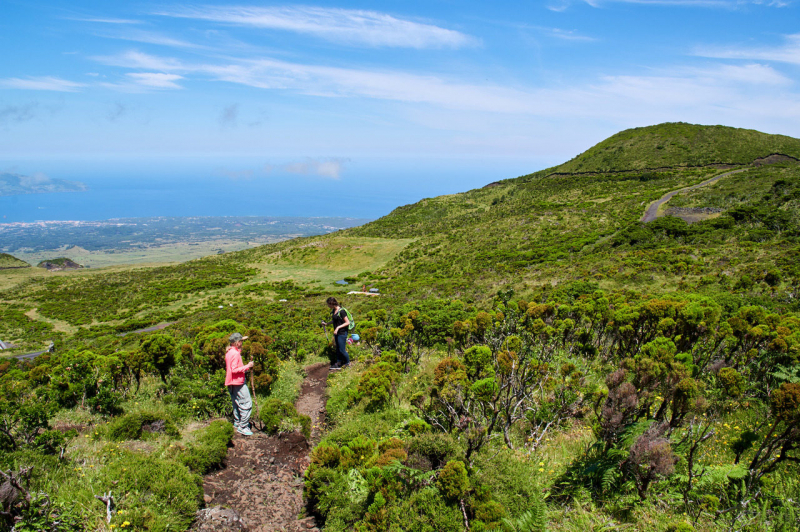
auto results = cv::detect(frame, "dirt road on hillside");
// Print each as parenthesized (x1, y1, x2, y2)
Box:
(641, 168, 746, 223)
(191, 362, 329, 532)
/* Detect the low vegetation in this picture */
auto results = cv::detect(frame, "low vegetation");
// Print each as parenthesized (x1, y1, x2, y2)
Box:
(1, 123, 799, 531)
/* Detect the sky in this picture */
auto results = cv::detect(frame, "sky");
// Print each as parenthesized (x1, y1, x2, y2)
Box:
(1, 0, 800, 219)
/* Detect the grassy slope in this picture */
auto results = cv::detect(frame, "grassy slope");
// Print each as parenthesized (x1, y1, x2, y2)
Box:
(554, 122, 800, 173)
(3, 123, 800, 531)
(0, 252, 30, 269)
(3, 122, 799, 343)
(342, 124, 800, 306)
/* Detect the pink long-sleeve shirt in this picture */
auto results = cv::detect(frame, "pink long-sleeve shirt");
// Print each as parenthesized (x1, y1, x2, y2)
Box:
(225, 345, 247, 386)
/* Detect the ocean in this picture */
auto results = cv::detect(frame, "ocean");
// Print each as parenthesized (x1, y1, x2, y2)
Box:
(0, 156, 544, 223)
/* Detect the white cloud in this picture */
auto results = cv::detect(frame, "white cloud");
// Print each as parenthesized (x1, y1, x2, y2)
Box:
(126, 72, 184, 89)
(0, 76, 85, 92)
(155, 5, 475, 49)
(695, 33, 800, 65)
(552, 0, 790, 8)
(69, 17, 143, 24)
(91, 50, 800, 125)
(94, 50, 187, 72)
(96, 30, 199, 49)
(538, 27, 597, 42)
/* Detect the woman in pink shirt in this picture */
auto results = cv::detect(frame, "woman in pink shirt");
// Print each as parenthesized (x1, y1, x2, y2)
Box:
(226, 332, 254, 436)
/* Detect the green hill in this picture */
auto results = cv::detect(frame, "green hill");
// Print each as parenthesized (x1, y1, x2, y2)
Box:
(553, 122, 800, 173)
(0, 252, 30, 269)
(36, 257, 83, 270)
(2, 123, 800, 532)
(347, 123, 800, 304)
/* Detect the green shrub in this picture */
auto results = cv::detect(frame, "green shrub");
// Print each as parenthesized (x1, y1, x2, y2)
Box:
(353, 362, 397, 412)
(437, 461, 469, 501)
(259, 398, 311, 438)
(386, 487, 464, 532)
(107, 412, 179, 441)
(666, 523, 695, 532)
(311, 441, 342, 468)
(164, 369, 229, 418)
(407, 432, 464, 471)
(179, 420, 234, 474)
(323, 409, 413, 446)
(718, 367, 745, 398)
(405, 418, 431, 436)
(100, 452, 203, 531)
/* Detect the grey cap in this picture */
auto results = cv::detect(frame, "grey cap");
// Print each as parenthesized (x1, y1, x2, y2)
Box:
(229, 332, 248, 343)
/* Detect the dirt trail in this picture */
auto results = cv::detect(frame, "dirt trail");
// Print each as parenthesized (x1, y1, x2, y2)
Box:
(191, 362, 329, 532)
(641, 168, 746, 223)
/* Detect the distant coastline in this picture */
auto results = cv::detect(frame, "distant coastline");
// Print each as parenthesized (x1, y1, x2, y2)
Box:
(0, 172, 87, 197)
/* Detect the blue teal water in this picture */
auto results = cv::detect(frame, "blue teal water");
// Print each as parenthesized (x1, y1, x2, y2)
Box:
(0, 156, 541, 223)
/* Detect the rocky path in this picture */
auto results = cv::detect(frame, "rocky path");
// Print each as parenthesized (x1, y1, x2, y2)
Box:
(641, 168, 746, 223)
(191, 362, 329, 532)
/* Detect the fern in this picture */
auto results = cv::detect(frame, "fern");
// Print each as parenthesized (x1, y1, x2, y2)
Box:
(771, 364, 800, 384)
(499, 503, 547, 532)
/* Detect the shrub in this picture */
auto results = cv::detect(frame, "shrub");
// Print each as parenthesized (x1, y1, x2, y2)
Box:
(386, 487, 464, 532)
(323, 409, 413, 447)
(437, 460, 469, 501)
(101, 452, 203, 531)
(407, 432, 464, 471)
(107, 412, 179, 441)
(666, 523, 695, 532)
(311, 442, 342, 468)
(260, 398, 311, 438)
(718, 367, 745, 398)
(353, 362, 397, 412)
(34, 429, 75, 455)
(405, 418, 431, 436)
(179, 420, 234, 474)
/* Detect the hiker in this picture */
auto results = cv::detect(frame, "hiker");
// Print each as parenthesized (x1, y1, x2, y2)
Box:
(322, 297, 350, 370)
(225, 332, 254, 436)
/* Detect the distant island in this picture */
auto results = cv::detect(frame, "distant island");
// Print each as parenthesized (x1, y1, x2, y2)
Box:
(0, 172, 87, 197)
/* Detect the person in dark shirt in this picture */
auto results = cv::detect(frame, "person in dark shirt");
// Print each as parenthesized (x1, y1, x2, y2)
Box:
(322, 296, 350, 369)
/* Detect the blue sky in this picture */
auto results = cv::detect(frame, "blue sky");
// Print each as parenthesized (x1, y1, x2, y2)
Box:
(1, 0, 800, 196)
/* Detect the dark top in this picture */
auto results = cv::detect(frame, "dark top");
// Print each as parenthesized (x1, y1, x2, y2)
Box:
(331, 308, 348, 335)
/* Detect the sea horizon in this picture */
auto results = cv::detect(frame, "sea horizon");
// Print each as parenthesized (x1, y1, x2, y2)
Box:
(0, 155, 548, 224)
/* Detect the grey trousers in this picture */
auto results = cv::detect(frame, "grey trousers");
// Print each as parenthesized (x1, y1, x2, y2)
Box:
(228, 384, 252, 430)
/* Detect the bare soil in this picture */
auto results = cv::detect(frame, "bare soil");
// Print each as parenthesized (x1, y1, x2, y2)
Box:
(191, 362, 329, 532)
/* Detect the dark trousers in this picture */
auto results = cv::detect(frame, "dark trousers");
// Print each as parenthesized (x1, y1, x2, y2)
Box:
(334, 333, 350, 365)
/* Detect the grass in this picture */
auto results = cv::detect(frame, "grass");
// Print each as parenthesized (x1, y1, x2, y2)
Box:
(11, 239, 263, 269)
(0, 252, 29, 269)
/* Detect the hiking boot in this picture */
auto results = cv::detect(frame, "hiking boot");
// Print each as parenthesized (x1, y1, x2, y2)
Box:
(237, 428, 253, 436)
(330, 363, 342, 370)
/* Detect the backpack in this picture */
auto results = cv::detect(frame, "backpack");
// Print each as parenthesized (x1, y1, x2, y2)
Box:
(342, 308, 355, 331)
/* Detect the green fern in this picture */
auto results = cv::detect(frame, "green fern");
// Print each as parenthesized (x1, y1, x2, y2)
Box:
(499, 503, 547, 532)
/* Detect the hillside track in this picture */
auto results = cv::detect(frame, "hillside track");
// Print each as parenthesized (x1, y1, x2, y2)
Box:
(641, 168, 747, 223)
(191, 362, 329, 532)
